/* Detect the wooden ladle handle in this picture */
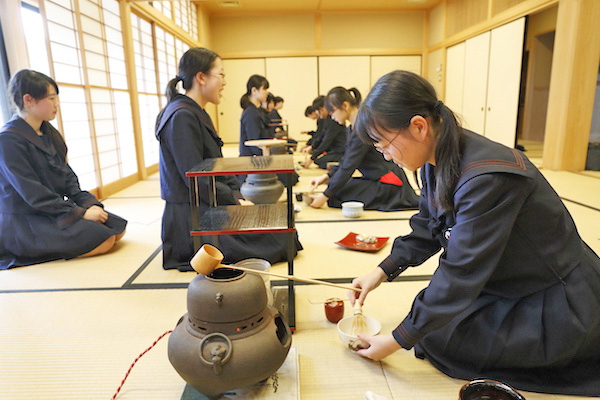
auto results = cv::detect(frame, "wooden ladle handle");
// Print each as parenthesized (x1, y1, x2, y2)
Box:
(231, 265, 361, 292)
(191, 245, 361, 292)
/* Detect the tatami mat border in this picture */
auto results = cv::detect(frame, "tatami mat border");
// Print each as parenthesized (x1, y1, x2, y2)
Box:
(296, 217, 413, 224)
(560, 198, 600, 212)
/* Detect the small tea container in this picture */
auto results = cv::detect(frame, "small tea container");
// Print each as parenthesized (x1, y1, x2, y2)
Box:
(324, 298, 345, 323)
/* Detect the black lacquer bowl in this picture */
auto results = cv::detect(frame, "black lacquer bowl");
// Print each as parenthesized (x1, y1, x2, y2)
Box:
(459, 379, 526, 400)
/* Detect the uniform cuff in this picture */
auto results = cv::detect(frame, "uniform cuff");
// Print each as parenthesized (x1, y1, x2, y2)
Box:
(392, 319, 422, 350)
(378, 257, 407, 281)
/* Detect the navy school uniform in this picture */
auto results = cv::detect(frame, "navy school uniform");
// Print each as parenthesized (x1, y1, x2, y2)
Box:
(0, 116, 127, 269)
(268, 109, 283, 131)
(239, 104, 274, 156)
(306, 119, 323, 147)
(323, 126, 419, 211)
(238, 104, 298, 185)
(156, 95, 301, 271)
(310, 117, 346, 169)
(380, 130, 600, 396)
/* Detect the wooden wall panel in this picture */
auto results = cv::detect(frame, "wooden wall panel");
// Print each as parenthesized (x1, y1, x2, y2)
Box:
(321, 12, 423, 50)
(210, 14, 315, 55)
(446, 0, 488, 38)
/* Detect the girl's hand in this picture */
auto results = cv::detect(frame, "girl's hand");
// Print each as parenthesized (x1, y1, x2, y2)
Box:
(83, 205, 108, 223)
(309, 193, 328, 208)
(301, 145, 312, 155)
(303, 158, 313, 169)
(309, 174, 329, 188)
(355, 334, 402, 361)
(348, 267, 387, 306)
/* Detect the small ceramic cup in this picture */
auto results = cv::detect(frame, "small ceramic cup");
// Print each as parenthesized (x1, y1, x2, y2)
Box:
(341, 201, 364, 218)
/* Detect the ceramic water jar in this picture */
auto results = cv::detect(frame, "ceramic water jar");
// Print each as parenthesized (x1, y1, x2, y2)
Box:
(240, 173, 284, 204)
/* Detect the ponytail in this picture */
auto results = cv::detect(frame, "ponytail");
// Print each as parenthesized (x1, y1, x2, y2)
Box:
(325, 86, 361, 113)
(355, 70, 464, 214)
(432, 101, 463, 212)
(240, 94, 250, 109)
(165, 76, 183, 103)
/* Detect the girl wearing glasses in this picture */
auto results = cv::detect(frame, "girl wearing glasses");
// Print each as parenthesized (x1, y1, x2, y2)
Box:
(348, 70, 600, 396)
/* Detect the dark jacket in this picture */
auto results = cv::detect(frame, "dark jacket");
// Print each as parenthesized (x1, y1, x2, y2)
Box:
(380, 130, 600, 348)
(239, 104, 272, 156)
(324, 126, 407, 198)
(311, 117, 346, 161)
(155, 94, 239, 209)
(0, 116, 100, 227)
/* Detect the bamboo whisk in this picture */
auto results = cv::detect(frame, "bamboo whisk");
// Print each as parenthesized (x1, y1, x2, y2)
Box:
(351, 302, 367, 336)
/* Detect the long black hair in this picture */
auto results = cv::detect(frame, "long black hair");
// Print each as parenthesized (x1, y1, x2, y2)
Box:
(165, 47, 219, 103)
(8, 69, 59, 112)
(325, 86, 361, 113)
(312, 95, 326, 110)
(240, 74, 269, 109)
(355, 70, 463, 213)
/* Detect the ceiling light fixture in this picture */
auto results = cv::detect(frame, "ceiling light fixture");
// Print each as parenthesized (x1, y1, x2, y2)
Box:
(218, 0, 241, 7)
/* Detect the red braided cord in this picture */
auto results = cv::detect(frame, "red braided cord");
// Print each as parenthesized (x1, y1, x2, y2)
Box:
(111, 329, 173, 400)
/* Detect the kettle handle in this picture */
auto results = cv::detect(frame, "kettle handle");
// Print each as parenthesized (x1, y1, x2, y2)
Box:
(198, 333, 232, 376)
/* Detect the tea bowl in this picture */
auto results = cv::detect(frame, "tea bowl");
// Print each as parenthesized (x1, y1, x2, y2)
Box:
(341, 201, 364, 218)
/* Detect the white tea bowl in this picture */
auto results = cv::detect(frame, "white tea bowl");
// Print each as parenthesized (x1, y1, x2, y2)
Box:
(336, 314, 381, 348)
(341, 201, 364, 218)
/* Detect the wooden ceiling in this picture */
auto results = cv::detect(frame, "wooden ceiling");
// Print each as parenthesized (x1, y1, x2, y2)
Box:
(193, 0, 442, 15)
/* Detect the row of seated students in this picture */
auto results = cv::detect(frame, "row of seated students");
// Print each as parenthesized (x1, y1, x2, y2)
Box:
(0, 52, 417, 272)
(3, 49, 600, 400)
(300, 89, 419, 212)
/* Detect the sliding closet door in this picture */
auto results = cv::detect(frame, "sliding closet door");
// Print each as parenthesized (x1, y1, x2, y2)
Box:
(318, 56, 370, 103)
(265, 57, 319, 134)
(445, 42, 466, 117)
(370, 55, 422, 88)
(461, 32, 490, 134)
(217, 59, 266, 143)
(485, 18, 525, 148)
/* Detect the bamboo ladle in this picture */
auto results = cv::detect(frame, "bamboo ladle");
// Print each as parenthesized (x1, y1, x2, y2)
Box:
(191, 244, 361, 292)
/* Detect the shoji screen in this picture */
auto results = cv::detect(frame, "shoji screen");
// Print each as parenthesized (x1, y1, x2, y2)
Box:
(131, 14, 160, 168)
(155, 26, 178, 107)
(44, 0, 136, 189)
(265, 57, 319, 135)
(151, 1, 197, 39)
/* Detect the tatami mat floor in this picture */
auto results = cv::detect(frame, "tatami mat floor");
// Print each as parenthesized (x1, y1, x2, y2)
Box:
(1, 142, 599, 400)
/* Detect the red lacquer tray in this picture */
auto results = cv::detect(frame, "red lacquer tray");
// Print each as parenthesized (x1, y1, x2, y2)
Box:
(334, 232, 389, 252)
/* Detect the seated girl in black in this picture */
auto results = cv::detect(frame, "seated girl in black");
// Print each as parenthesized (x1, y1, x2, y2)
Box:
(308, 87, 419, 211)
(0, 70, 126, 269)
